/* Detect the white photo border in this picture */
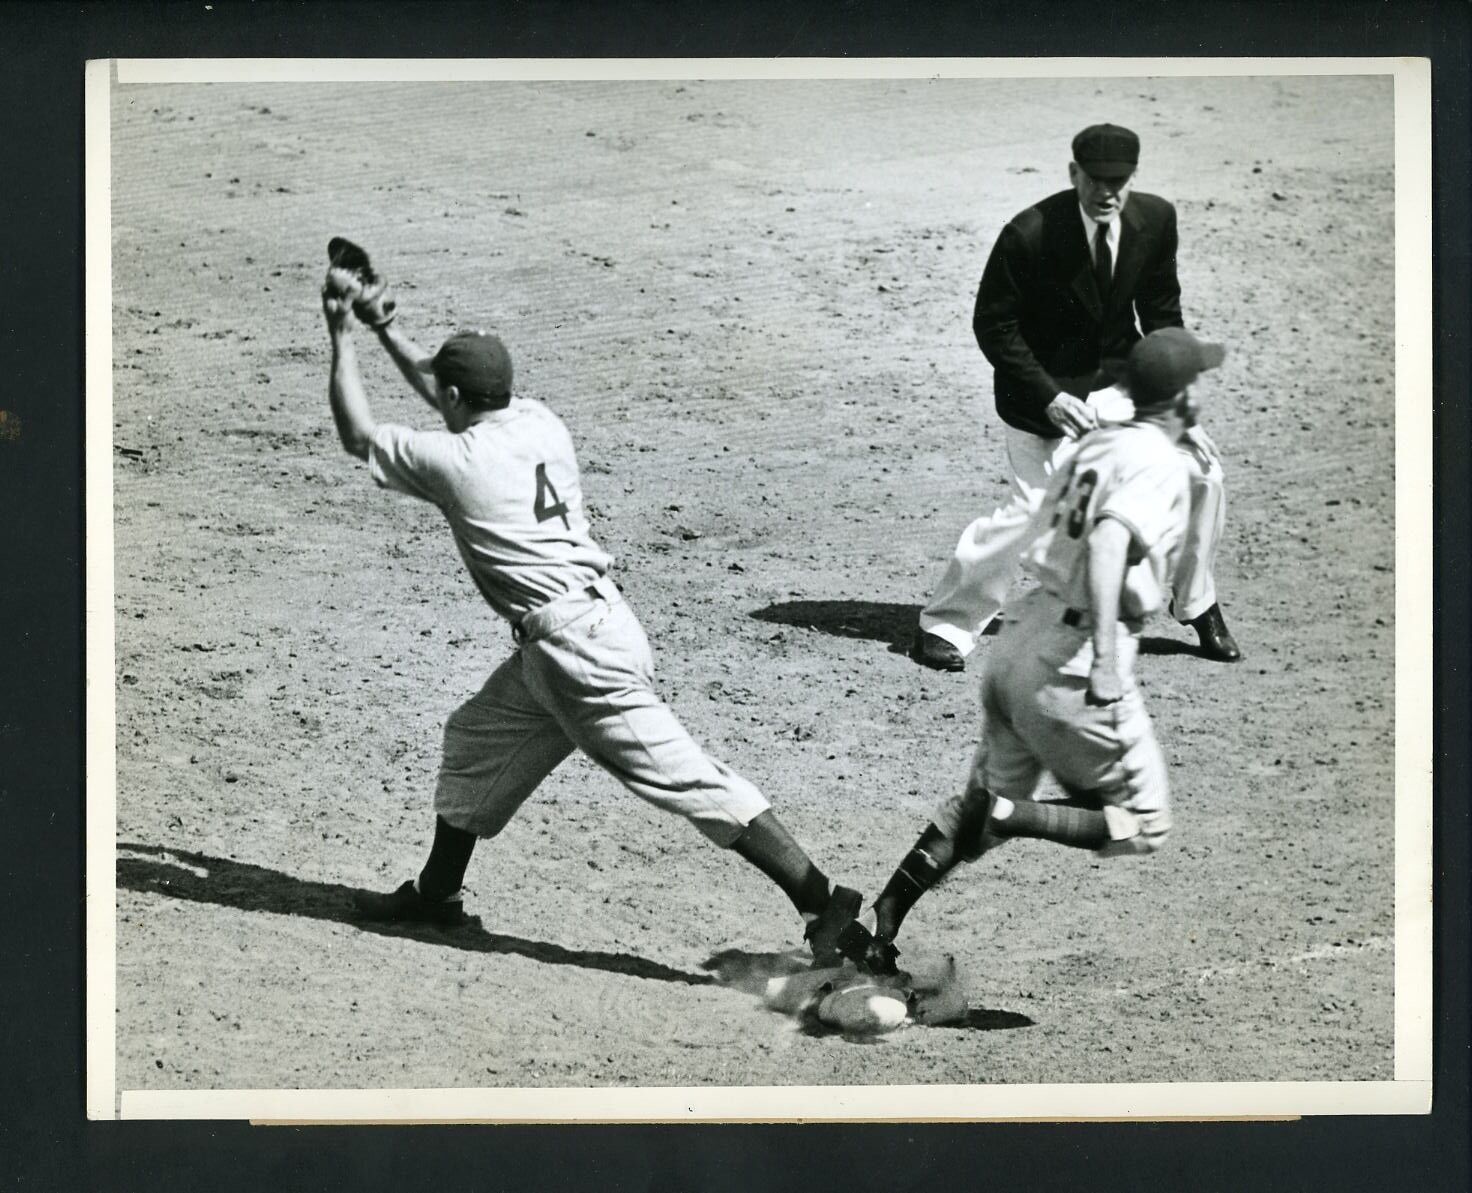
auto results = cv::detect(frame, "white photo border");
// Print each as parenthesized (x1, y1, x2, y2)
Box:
(85, 54, 1433, 1123)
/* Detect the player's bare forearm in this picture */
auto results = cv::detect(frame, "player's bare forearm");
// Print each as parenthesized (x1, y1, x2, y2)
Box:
(1085, 518, 1131, 705)
(374, 323, 443, 412)
(327, 324, 377, 461)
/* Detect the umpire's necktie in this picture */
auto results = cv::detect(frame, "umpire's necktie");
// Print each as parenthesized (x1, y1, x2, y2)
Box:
(1093, 223, 1112, 303)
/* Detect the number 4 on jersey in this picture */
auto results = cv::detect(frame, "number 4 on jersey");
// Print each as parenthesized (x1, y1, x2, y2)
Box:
(534, 462, 572, 530)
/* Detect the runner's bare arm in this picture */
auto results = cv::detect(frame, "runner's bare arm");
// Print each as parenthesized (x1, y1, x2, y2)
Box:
(1084, 517, 1132, 705)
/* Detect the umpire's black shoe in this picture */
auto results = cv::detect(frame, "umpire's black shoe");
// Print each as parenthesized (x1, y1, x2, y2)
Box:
(1188, 603, 1242, 663)
(836, 920, 901, 977)
(805, 885, 864, 967)
(909, 630, 966, 672)
(352, 880, 467, 927)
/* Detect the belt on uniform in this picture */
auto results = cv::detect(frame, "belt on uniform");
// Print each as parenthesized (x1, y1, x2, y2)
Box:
(1060, 606, 1144, 634)
(512, 575, 621, 645)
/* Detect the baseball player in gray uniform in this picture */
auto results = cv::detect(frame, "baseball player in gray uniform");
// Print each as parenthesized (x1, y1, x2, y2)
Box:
(911, 124, 1239, 672)
(840, 328, 1224, 976)
(318, 244, 861, 962)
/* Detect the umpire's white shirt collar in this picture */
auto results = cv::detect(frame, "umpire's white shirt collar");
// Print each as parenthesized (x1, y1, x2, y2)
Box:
(1078, 204, 1120, 276)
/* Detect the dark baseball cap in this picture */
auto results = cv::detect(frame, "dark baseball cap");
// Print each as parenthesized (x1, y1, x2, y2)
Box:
(432, 330, 513, 401)
(1072, 123, 1140, 177)
(1124, 328, 1225, 410)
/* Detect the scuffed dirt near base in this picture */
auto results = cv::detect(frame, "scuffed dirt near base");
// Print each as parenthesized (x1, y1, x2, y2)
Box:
(110, 76, 1396, 1097)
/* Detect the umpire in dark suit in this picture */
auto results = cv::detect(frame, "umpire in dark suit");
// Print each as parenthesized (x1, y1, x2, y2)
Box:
(912, 123, 1241, 669)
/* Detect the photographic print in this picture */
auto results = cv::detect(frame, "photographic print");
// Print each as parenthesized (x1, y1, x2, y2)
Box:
(86, 58, 1431, 1121)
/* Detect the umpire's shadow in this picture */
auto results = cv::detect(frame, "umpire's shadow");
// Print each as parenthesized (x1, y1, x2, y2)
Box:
(753, 601, 1206, 661)
(750, 599, 1010, 658)
(749, 599, 921, 657)
(117, 843, 714, 988)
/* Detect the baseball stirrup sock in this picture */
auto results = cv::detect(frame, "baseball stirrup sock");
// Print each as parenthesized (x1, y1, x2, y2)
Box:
(873, 824, 959, 939)
(418, 816, 478, 901)
(731, 810, 832, 916)
(992, 801, 1109, 849)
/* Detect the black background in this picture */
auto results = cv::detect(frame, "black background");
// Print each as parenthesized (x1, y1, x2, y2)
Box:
(1, 2, 1467, 1189)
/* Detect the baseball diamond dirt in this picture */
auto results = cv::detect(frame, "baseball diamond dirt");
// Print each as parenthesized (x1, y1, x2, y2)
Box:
(108, 73, 1396, 1096)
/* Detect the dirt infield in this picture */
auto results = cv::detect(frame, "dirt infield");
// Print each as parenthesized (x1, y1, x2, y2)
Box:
(109, 74, 1395, 1097)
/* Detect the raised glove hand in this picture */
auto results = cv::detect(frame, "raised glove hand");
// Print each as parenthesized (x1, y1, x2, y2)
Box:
(327, 236, 397, 329)
(320, 281, 355, 332)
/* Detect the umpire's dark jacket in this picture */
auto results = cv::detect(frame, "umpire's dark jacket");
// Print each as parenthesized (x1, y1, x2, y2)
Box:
(974, 188, 1184, 438)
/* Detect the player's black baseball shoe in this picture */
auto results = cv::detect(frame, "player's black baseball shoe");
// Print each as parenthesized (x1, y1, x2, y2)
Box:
(352, 880, 468, 927)
(835, 919, 901, 977)
(804, 885, 864, 967)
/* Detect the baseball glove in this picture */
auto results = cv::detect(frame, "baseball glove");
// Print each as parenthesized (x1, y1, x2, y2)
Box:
(326, 236, 397, 329)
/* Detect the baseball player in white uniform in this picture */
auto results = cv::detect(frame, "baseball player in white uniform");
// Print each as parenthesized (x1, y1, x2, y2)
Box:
(318, 243, 861, 962)
(840, 328, 1223, 976)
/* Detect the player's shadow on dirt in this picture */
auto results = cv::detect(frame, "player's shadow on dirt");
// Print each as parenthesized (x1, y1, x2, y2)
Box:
(700, 948, 1034, 1033)
(749, 600, 922, 654)
(117, 843, 715, 988)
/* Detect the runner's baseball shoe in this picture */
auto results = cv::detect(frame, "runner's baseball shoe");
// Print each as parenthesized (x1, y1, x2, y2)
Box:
(835, 919, 901, 977)
(352, 880, 467, 927)
(804, 884, 864, 966)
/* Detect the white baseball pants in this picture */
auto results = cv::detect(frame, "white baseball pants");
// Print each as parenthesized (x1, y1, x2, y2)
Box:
(930, 590, 1172, 856)
(433, 577, 770, 844)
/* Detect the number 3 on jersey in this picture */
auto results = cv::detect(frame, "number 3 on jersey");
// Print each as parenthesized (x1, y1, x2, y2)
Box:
(534, 462, 572, 530)
(1052, 467, 1099, 539)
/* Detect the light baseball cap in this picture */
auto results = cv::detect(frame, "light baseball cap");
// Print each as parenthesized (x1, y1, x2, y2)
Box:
(432, 330, 513, 401)
(1124, 328, 1225, 410)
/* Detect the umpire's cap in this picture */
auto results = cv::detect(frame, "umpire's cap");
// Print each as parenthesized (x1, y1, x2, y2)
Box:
(432, 330, 513, 403)
(1124, 328, 1225, 411)
(1072, 124, 1140, 177)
